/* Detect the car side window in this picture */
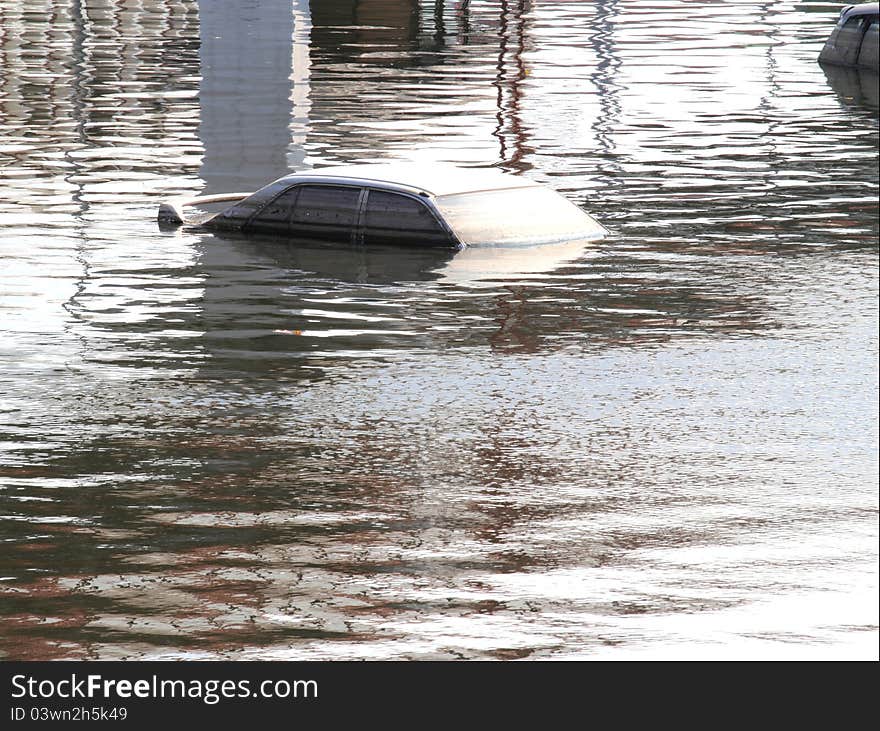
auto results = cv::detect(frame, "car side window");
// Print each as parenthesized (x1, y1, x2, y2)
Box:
(842, 15, 869, 33)
(245, 185, 301, 233)
(363, 190, 452, 246)
(289, 185, 362, 240)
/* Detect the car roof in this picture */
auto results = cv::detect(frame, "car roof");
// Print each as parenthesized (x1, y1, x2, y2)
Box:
(841, 3, 879, 19)
(273, 163, 540, 197)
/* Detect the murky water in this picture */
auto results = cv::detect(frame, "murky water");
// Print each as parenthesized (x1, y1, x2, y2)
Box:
(0, 0, 877, 660)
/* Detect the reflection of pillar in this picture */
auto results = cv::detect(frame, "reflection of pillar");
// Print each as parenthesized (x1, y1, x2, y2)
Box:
(493, 0, 532, 173)
(196, 0, 310, 348)
(309, 0, 420, 60)
(490, 0, 535, 349)
(68, 0, 89, 218)
(289, 0, 312, 170)
(432, 0, 446, 48)
(758, 1, 780, 213)
(198, 0, 309, 194)
(456, 0, 471, 45)
(589, 0, 622, 180)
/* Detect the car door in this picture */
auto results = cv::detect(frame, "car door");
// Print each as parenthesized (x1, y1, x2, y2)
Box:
(858, 15, 879, 69)
(287, 184, 364, 243)
(242, 185, 302, 234)
(823, 13, 873, 66)
(360, 189, 455, 247)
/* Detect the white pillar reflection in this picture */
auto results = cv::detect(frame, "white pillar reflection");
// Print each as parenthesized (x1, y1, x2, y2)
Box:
(289, 0, 312, 170)
(198, 0, 312, 194)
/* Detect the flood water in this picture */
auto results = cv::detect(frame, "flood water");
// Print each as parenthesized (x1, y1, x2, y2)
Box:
(0, 0, 877, 660)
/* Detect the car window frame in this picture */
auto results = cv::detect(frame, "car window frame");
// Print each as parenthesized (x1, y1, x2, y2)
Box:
(245, 182, 366, 242)
(356, 187, 458, 247)
(241, 182, 460, 247)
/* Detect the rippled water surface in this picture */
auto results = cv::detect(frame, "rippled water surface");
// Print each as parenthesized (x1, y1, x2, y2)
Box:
(1, 0, 877, 660)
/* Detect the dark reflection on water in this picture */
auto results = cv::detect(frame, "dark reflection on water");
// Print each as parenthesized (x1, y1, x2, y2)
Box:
(822, 64, 880, 110)
(0, 0, 877, 660)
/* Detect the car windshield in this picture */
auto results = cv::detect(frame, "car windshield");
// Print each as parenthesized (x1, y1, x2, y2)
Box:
(434, 186, 605, 246)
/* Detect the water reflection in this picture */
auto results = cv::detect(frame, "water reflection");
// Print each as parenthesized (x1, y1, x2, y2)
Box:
(199, 232, 596, 288)
(0, 0, 877, 660)
(822, 64, 880, 111)
(178, 227, 772, 365)
(199, 0, 310, 194)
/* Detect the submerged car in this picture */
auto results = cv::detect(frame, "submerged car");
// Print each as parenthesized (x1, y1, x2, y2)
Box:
(819, 3, 879, 69)
(158, 164, 607, 248)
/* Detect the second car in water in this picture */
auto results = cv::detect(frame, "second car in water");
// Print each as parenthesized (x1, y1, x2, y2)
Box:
(819, 3, 879, 68)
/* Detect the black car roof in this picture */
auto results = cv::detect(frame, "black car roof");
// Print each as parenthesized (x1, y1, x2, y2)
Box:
(841, 3, 880, 19)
